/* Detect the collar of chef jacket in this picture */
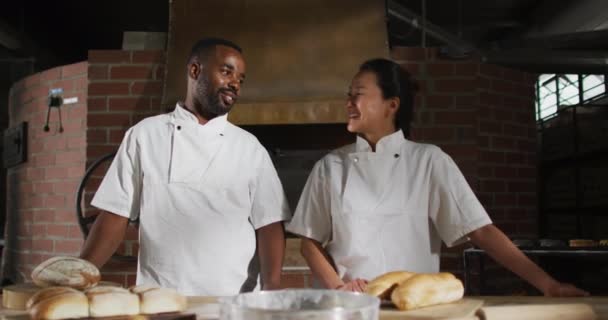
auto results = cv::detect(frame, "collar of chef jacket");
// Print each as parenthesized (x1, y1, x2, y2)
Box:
(168, 103, 230, 183)
(172, 103, 228, 136)
(354, 129, 405, 153)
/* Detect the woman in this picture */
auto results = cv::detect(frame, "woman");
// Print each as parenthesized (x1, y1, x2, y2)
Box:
(286, 58, 587, 296)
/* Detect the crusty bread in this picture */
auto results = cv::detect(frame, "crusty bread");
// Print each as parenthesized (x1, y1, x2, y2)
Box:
(26, 286, 80, 310)
(31, 256, 100, 290)
(2, 283, 41, 310)
(390, 273, 464, 310)
(28, 291, 89, 320)
(129, 284, 157, 294)
(569, 239, 597, 247)
(130, 286, 186, 314)
(85, 286, 139, 317)
(365, 271, 417, 299)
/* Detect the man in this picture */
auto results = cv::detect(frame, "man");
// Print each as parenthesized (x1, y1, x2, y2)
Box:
(80, 38, 291, 296)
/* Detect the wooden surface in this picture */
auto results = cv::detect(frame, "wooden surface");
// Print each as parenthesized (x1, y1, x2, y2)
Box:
(380, 298, 484, 319)
(1, 295, 606, 320)
(184, 296, 606, 320)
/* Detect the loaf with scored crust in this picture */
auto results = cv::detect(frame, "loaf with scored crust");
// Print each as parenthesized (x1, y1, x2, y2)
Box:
(390, 272, 464, 310)
(365, 271, 416, 299)
(31, 256, 100, 290)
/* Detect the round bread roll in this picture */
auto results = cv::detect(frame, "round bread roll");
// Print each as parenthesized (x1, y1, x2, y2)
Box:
(31, 256, 100, 290)
(26, 286, 80, 310)
(28, 291, 89, 320)
(130, 286, 186, 314)
(365, 271, 416, 299)
(390, 272, 464, 310)
(85, 286, 139, 317)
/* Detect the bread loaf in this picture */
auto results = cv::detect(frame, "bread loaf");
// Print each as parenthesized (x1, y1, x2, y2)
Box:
(85, 286, 139, 317)
(28, 291, 89, 320)
(365, 271, 416, 299)
(26, 286, 80, 310)
(569, 239, 597, 247)
(31, 256, 100, 289)
(130, 285, 187, 314)
(2, 283, 40, 310)
(390, 273, 464, 310)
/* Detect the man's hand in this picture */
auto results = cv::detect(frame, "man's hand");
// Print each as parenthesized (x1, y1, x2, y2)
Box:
(543, 281, 589, 297)
(336, 279, 368, 292)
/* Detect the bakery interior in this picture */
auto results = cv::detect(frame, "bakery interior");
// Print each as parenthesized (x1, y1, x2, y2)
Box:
(0, 0, 607, 318)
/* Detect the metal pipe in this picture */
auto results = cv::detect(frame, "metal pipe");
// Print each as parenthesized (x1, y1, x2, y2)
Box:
(421, 0, 426, 47)
(387, 0, 475, 51)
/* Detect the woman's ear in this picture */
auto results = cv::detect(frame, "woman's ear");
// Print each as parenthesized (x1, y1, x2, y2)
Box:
(389, 97, 400, 116)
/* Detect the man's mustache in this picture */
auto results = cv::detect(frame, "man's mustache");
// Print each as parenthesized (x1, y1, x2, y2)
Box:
(218, 88, 238, 97)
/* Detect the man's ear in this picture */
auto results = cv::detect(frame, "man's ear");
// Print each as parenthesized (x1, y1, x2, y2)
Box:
(188, 62, 202, 80)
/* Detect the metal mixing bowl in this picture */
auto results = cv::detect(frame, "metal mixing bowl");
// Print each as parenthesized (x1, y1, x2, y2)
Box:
(219, 289, 380, 320)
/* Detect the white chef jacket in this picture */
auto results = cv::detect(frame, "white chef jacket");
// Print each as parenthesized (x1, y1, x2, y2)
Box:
(91, 104, 291, 296)
(287, 130, 491, 282)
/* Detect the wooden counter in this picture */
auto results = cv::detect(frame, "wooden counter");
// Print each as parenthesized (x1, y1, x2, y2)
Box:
(1, 295, 606, 320)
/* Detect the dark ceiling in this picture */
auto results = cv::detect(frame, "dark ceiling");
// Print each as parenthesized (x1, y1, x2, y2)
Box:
(1, 0, 607, 74)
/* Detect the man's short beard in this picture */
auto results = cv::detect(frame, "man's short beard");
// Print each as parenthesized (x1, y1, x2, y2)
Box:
(195, 76, 230, 117)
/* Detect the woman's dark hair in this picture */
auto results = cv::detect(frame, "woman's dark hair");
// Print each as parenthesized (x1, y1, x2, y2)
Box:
(359, 58, 418, 138)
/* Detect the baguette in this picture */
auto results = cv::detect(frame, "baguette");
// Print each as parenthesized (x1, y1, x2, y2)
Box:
(390, 273, 464, 310)
(365, 271, 416, 299)
(31, 256, 100, 290)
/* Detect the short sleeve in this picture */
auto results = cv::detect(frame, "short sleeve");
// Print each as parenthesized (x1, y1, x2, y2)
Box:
(286, 160, 332, 244)
(249, 149, 291, 229)
(429, 149, 492, 247)
(91, 128, 142, 220)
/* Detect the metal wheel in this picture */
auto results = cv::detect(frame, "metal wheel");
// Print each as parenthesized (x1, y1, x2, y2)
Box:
(75, 152, 139, 262)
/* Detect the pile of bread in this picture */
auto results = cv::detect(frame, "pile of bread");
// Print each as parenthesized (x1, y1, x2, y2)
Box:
(9, 256, 186, 320)
(365, 271, 464, 310)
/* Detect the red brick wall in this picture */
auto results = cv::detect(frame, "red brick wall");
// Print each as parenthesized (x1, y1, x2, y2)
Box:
(3, 62, 88, 282)
(392, 47, 537, 294)
(396, 48, 538, 237)
(86, 50, 165, 286)
(476, 65, 538, 238)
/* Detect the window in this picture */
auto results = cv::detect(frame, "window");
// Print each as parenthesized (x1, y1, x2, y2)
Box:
(535, 74, 606, 121)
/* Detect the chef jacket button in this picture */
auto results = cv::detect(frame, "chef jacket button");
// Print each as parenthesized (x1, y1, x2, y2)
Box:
(353, 157, 359, 163)
(177, 126, 181, 130)
(394, 153, 399, 158)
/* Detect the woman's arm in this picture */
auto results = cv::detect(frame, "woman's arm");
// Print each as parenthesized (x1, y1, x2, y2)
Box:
(468, 224, 589, 297)
(300, 237, 367, 291)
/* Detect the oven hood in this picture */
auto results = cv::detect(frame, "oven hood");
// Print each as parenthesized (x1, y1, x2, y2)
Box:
(163, 0, 389, 124)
